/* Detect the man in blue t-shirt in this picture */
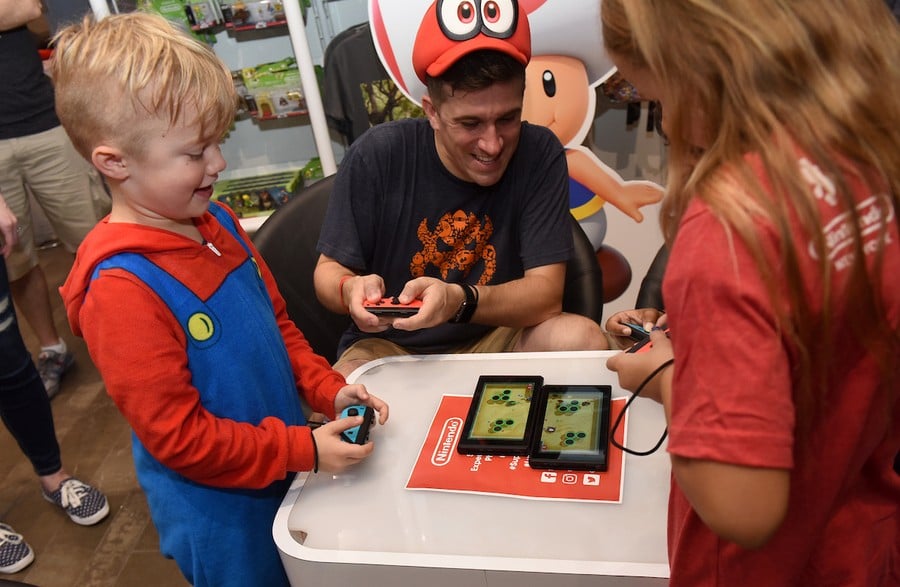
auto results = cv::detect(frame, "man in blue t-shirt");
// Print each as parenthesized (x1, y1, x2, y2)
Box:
(314, 0, 607, 375)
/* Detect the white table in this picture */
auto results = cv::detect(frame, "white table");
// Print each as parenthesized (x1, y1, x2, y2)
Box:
(274, 351, 671, 586)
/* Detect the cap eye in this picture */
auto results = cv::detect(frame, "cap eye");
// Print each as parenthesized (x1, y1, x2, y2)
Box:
(542, 70, 556, 98)
(438, 0, 481, 40)
(480, 0, 516, 38)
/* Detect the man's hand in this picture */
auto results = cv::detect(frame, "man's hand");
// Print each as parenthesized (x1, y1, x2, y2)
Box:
(0, 192, 20, 258)
(389, 277, 464, 331)
(0, 0, 43, 32)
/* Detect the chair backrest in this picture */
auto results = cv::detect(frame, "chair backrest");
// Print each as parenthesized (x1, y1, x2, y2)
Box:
(635, 244, 669, 311)
(253, 174, 605, 362)
(251, 174, 349, 364)
(563, 216, 605, 325)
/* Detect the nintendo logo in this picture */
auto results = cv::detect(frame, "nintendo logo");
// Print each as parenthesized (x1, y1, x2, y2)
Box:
(431, 417, 463, 466)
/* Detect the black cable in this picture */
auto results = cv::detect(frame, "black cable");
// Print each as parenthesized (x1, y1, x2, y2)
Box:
(610, 359, 674, 456)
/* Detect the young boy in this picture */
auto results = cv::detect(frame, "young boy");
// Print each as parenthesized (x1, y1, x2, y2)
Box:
(51, 13, 388, 587)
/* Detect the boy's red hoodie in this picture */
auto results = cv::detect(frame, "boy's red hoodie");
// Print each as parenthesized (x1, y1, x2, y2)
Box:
(61, 206, 345, 488)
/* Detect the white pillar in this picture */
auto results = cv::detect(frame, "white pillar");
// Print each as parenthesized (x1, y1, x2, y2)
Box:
(282, 0, 338, 176)
(88, 0, 110, 18)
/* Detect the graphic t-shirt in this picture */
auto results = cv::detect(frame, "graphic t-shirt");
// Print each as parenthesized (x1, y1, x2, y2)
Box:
(317, 118, 572, 354)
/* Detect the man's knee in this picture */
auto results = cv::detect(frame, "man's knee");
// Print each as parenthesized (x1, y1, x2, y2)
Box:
(332, 337, 411, 377)
(518, 313, 608, 351)
(333, 358, 370, 378)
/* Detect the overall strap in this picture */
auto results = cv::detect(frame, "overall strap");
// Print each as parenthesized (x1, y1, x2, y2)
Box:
(90, 253, 221, 349)
(208, 204, 254, 259)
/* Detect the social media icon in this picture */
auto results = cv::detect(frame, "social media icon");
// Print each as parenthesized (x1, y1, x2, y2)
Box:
(562, 473, 578, 485)
(540, 472, 557, 483)
(583, 473, 600, 486)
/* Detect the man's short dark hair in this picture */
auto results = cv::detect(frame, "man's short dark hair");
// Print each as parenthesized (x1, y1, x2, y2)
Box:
(426, 50, 526, 105)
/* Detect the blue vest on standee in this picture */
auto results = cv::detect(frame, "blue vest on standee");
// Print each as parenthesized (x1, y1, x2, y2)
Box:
(90, 206, 305, 586)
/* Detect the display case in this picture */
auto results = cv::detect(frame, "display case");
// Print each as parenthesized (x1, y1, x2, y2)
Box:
(84, 0, 365, 231)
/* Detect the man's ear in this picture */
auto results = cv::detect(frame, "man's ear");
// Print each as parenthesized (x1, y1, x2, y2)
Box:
(92, 145, 128, 180)
(421, 95, 440, 131)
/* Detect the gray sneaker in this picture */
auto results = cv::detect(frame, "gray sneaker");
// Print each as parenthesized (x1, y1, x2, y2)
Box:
(37, 349, 74, 399)
(0, 524, 34, 574)
(42, 478, 109, 526)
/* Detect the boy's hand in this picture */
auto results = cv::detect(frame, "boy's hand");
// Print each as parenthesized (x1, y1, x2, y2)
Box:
(334, 383, 389, 425)
(313, 384, 389, 473)
(312, 419, 374, 473)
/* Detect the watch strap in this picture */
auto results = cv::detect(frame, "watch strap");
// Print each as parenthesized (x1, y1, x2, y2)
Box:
(450, 283, 478, 324)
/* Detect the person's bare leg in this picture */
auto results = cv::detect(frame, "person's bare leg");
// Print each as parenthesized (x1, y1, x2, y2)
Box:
(9, 265, 60, 348)
(515, 313, 608, 352)
(38, 469, 70, 495)
(333, 358, 372, 378)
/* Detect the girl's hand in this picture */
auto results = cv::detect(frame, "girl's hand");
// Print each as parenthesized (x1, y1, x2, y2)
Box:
(606, 329, 673, 403)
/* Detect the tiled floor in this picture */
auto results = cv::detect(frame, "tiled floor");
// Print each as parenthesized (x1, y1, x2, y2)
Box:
(0, 244, 189, 587)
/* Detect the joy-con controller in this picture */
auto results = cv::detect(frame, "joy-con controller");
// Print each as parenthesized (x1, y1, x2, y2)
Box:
(626, 328, 670, 354)
(339, 405, 375, 444)
(363, 296, 422, 317)
(623, 322, 650, 342)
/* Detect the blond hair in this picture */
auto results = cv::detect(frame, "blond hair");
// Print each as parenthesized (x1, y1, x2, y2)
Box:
(602, 0, 899, 425)
(51, 12, 236, 160)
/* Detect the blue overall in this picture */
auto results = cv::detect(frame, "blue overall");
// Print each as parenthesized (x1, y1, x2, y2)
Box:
(90, 206, 305, 586)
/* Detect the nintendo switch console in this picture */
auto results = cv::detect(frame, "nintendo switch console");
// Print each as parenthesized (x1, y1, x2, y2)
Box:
(528, 385, 612, 471)
(457, 376, 543, 456)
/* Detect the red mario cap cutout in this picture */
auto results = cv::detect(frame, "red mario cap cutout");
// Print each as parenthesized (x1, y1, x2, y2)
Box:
(412, 0, 532, 83)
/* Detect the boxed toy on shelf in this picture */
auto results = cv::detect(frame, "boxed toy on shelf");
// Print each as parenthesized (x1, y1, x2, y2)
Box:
(220, 1, 287, 30)
(184, 0, 225, 30)
(238, 57, 307, 119)
(137, 0, 218, 40)
(213, 168, 303, 218)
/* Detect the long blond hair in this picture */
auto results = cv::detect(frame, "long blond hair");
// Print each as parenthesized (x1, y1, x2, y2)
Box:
(602, 0, 899, 424)
(51, 12, 236, 160)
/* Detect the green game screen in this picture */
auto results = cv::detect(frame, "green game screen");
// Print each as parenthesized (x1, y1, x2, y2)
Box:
(537, 390, 603, 454)
(467, 381, 536, 440)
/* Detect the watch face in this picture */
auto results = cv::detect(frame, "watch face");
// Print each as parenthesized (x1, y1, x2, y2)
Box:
(451, 284, 477, 323)
(452, 301, 469, 323)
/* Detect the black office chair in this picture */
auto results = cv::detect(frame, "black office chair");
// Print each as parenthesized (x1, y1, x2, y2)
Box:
(634, 244, 669, 311)
(252, 174, 350, 364)
(252, 174, 605, 362)
(564, 215, 605, 325)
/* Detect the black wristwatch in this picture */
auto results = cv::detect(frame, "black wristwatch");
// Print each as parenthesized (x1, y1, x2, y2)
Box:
(449, 283, 478, 324)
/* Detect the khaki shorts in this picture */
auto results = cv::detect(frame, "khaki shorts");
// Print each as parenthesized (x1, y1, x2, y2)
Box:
(0, 126, 108, 280)
(333, 326, 524, 372)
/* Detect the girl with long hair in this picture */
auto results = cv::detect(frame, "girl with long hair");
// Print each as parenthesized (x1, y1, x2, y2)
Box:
(604, 1, 899, 585)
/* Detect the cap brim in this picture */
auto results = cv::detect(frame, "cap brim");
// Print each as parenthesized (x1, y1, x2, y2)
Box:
(424, 36, 529, 78)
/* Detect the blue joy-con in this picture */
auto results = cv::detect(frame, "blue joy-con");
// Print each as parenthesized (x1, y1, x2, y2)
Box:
(340, 405, 375, 444)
